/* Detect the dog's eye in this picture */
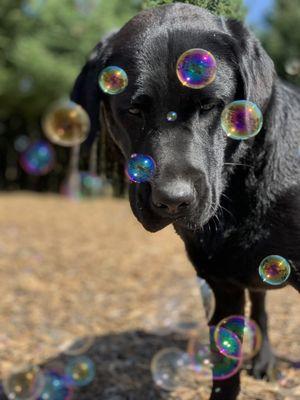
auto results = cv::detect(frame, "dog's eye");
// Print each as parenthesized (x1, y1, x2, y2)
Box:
(200, 102, 216, 112)
(128, 107, 142, 116)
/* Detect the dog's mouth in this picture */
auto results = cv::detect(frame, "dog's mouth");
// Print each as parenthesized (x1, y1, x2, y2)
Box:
(129, 183, 215, 233)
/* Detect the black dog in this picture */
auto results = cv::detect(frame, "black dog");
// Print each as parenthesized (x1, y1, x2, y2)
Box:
(71, 3, 300, 399)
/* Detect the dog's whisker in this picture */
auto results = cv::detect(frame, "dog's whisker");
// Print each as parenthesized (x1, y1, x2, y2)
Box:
(224, 162, 253, 168)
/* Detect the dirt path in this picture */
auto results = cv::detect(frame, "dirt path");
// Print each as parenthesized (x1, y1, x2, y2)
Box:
(0, 194, 299, 399)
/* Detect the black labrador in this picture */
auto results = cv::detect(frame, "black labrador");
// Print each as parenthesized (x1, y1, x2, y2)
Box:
(71, 3, 300, 399)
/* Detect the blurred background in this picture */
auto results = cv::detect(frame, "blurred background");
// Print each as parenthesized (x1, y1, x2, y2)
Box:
(0, 0, 299, 195)
(0, 1, 299, 399)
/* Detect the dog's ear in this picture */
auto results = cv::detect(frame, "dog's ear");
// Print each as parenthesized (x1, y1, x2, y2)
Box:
(70, 38, 127, 195)
(225, 19, 275, 111)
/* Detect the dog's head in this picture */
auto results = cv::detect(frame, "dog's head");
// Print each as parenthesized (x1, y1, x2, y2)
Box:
(72, 3, 275, 232)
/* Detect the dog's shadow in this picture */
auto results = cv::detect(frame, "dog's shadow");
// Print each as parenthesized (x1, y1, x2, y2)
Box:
(46, 331, 186, 400)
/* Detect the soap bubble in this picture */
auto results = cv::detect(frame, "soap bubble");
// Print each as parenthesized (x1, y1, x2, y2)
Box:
(209, 327, 242, 380)
(151, 348, 191, 391)
(187, 338, 212, 380)
(285, 59, 300, 76)
(259, 255, 291, 286)
(99, 66, 128, 95)
(21, 0, 45, 16)
(221, 100, 263, 140)
(126, 154, 156, 183)
(20, 140, 55, 176)
(14, 135, 30, 153)
(3, 366, 45, 400)
(38, 371, 73, 400)
(166, 111, 178, 122)
(176, 48, 217, 89)
(214, 327, 242, 359)
(43, 100, 90, 147)
(65, 356, 95, 387)
(197, 278, 216, 322)
(215, 316, 262, 360)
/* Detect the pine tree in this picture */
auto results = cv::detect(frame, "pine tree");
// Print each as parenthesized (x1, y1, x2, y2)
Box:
(142, 0, 246, 20)
(262, 0, 300, 86)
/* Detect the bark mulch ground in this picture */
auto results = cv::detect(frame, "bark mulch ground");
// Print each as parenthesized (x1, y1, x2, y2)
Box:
(0, 194, 299, 399)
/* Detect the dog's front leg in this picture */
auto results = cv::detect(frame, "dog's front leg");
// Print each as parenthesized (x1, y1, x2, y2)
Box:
(248, 290, 276, 379)
(207, 282, 245, 400)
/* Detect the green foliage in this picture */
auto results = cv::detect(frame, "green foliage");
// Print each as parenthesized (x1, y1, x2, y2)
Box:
(0, 0, 141, 124)
(142, 0, 246, 20)
(262, 0, 300, 85)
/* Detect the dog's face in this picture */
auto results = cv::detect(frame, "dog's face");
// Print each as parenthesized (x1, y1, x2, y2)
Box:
(72, 4, 274, 233)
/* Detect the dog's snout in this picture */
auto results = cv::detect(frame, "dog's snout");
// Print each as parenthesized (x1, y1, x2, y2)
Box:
(151, 180, 195, 215)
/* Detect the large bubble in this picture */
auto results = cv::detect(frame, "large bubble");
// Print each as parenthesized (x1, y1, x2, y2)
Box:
(176, 49, 217, 89)
(259, 255, 291, 286)
(43, 100, 90, 147)
(3, 366, 45, 400)
(221, 100, 263, 140)
(126, 154, 156, 183)
(20, 140, 55, 176)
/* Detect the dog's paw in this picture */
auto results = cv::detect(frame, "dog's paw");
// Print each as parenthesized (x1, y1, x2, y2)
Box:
(247, 342, 278, 381)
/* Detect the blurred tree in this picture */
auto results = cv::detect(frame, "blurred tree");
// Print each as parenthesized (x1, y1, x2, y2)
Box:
(0, 0, 142, 191)
(262, 0, 300, 86)
(142, 0, 246, 20)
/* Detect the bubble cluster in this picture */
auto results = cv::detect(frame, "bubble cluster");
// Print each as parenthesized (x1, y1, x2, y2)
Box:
(221, 100, 263, 140)
(151, 348, 191, 391)
(3, 366, 45, 400)
(43, 100, 90, 147)
(126, 154, 156, 183)
(176, 48, 217, 89)
(99, 66, 128, 95)
(166, 111, 178, 122)
(65, 356, 95, 387)
(197, 278, 216, 322)
(215, 316, 262, 360)
(20, 140, 55, 176)
(259, 255, 291, 286)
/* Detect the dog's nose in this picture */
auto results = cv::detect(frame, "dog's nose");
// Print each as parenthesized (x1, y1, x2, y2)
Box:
(151, 181, 195, 215)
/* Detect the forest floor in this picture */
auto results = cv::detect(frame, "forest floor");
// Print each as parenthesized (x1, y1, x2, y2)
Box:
(0, 193, 299, 400)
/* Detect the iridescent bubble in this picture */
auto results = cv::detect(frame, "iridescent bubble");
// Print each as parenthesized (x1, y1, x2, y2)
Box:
(214, 328, 242, 359)
(259, 255, 291, 286)
(43, 100, 90, 147)
(209, 327, 242, 381)
(20, 140, 55, 176)
(166, 111, 178, 122)
(38, 371, 73, 400)
(99, 66, 128, 95)
(61, 336, 94, 356)
(3, 366, 46, 400)
(150, 348, 191, 391)
(126, 154, 156, 183)
(80, 173, 109, 197)
(197, 278, 216, 322)
(176, 48, 217, 89)
(215, 316, 262, 361)
(65, 356, 95, 387)
(187, 338, 212, 381)
(221, 100, 263, 140)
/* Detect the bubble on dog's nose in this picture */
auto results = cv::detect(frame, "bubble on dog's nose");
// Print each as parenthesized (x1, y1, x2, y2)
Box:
(126, 154, 156, 183)
(43, 100, 90, 146)
(65, 356, 95, 387)
(221, 100, 263, 140)
(99, 66, 128, 95)
(20, 140, 55, 176)
(214, 316, 262, 361)
(259, 255, 291, 285)
(166, 111, 178, 122)
(176, 48, 217, 89)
